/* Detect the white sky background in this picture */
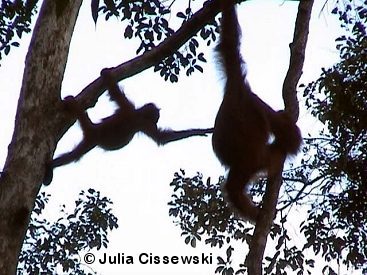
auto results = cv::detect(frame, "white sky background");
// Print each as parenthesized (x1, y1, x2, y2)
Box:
(0, 0, 355, 274)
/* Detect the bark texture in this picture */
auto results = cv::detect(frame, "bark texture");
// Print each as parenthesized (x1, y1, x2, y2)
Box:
(0, 1, 82, 274)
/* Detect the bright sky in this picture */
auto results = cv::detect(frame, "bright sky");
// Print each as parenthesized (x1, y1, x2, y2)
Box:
(0, 0, 347, 274)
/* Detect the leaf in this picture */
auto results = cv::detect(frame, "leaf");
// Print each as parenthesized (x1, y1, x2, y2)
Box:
(169, 74, 178, 83)
(11, 41, 20, 47)
(198, 53, 207, 62)
(217, 256, 226, 265)
(190, 238, 196, 248)
(5, 45, 10, 55)
(177, 12, 186, 19)
(189, 41, 196, 55)
(215, 266, 224, 273)
(194, 65, 203, 73)
(226, 246, 232, 260)
(124, 25, 133, 39)
(184, 236, 190, 244)
(91, 0, 100, 24)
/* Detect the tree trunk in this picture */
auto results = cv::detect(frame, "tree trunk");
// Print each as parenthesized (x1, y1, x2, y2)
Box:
(0, 0, 228, 273)
(0, 1, 82, 274)
(247, 1, 314, 274)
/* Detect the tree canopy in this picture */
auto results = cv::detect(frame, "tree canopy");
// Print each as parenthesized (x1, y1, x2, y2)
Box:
(1, 0, 365, 274)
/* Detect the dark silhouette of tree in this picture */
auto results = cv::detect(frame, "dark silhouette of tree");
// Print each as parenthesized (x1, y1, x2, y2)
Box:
(168, 2, 367, 274)
(300, 3, 367, 273)
(18, 189, 118, 274)
(0, 0, 38, 59)
(0, 1, 224, 273)
(169, 170, 314, 274)
(0, 0, 308, 274)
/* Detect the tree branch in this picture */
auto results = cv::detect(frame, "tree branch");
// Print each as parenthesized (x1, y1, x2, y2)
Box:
(49, 0, 226, 150)
(75, 0, 224, 109)
(247, 1, 314, 274)
(282, 0, 313, 120)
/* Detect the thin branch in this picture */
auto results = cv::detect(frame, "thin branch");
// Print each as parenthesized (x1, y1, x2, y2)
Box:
(279, 174, 327, 211)
(282, 0, 314, 120)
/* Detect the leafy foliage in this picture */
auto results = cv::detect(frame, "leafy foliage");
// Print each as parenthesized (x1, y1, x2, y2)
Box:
(301, 3, 367, 273)
(91, 0, 218, 82)
(0, 0, 39, 61)
(168, 170, 314, 275)
(1, 0, 219, 79)
(168, 170, 249, 247)
(17, 189, 118, 274)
